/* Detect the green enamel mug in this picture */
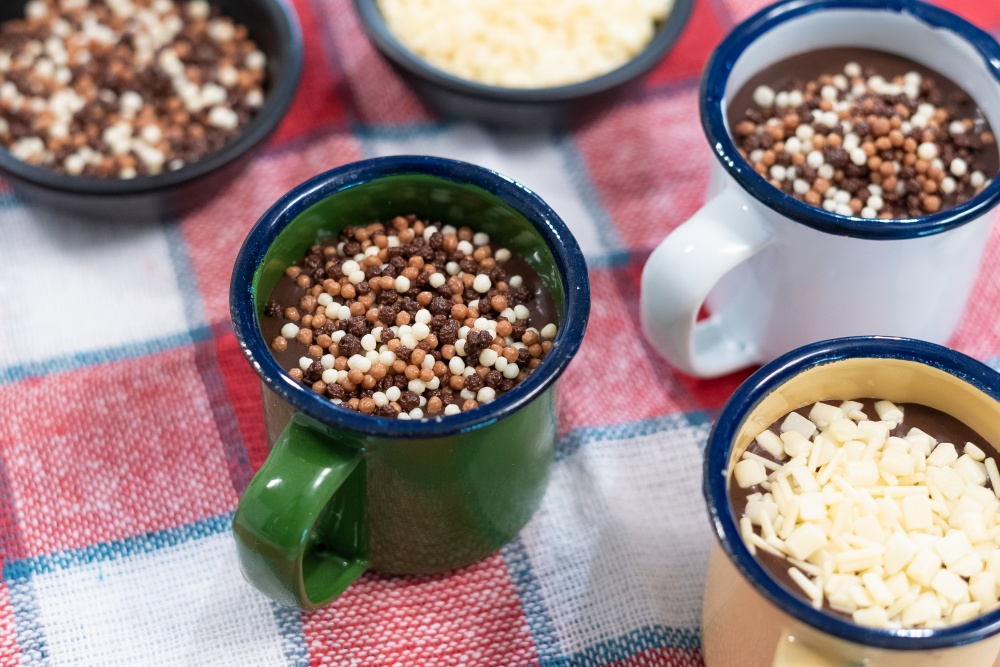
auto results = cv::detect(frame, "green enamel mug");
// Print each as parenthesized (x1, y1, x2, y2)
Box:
(229, 156, 590, 609)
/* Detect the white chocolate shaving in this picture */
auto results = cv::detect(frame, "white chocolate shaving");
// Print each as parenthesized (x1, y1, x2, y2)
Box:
(733, 399, 1000, 629)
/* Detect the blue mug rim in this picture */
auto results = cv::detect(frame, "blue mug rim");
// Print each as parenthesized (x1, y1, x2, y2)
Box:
(230, 155, 591, 439)
(701, 0, 1000, 241)
(704, 335, 1000, 650)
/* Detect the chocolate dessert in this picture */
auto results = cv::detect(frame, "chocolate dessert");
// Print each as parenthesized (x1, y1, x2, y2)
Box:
(727, 48, 997, 218)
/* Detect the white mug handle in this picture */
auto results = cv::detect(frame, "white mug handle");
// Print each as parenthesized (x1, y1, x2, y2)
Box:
(641, 187, 774, 378)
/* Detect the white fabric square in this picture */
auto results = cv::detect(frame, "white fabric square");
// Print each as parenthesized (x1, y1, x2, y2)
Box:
(0, 204, 195, 372)
(26, 527, 289, 666)
(519, 416, 713, 654)
(362, 125, 617, 259)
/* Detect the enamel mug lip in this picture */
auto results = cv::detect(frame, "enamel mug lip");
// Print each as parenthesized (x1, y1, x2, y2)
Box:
(704, 336, 1000, 651)
(230, 155, 591, 440)
(701, 0, 1000, 241)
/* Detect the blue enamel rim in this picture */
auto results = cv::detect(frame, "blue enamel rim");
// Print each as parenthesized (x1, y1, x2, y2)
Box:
(230, 156, 591, 439)
(701, 0, 1000, 240)
(352, 0, 695, 103)
(705, 336, 1000, 650)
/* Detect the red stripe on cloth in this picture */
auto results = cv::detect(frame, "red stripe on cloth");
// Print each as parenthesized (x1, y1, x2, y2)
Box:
(923, 0, 1000, 29)
(718, 0, 1000, 36)
(181, 132, 364, 326)
(318, 0, 433, 125)
(575, 90, 712, 253)
(270, 0, 349, 145)
(213, 330, 269, 472)
(0, 347, 238, 556)
(301, 554, 539, 667)
(644, 0, 727, 89)
(947, 211, 1000, 360)
(0, 585, 19, 665)
(606, 647, 705, 667)
(557, 265, 701, 432)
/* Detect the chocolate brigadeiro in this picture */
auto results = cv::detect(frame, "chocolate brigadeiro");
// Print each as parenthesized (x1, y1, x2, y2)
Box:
(728, 48, 997, 219)
(261, 215, 561, 420)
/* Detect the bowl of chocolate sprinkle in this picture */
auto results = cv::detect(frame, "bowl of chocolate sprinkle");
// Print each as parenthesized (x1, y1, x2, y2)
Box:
(0, 0, 303, 222)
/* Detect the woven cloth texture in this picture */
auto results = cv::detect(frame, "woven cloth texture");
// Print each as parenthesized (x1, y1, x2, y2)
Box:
(2, 0, 1000, 665)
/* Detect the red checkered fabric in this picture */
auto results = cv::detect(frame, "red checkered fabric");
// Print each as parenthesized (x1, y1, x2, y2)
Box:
(0, 1, 998, 665)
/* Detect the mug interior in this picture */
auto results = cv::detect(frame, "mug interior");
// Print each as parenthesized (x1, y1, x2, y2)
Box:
(702, 0, 1000, 240)
(724, 8, 1000, 134)
(709, 338, 1000, 650)
(727, 357, 1000, 469)
(253, 173, 564, 317)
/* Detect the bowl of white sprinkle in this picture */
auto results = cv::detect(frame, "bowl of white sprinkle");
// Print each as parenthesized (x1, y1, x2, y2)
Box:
(353, 0, 695, 128)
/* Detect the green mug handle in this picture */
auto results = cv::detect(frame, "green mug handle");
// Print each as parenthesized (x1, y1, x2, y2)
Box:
(233, 413, 368, 610)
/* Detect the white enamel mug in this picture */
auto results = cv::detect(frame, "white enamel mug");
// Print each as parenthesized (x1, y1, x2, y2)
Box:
(640, 0, 1000, 379)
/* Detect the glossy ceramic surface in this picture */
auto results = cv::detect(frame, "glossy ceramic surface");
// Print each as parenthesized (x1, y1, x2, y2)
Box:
(351, 0, 695, 128)
(0, 0, 303, 222)
(703, 337, 1000, 665)
(230, 156, 590, 609)
(641, 0, 1000, 378)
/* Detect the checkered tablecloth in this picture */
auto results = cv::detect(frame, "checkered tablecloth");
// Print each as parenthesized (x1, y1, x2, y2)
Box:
(2, 0, 1000, 665)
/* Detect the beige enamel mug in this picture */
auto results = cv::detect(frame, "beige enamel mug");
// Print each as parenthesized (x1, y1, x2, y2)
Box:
(702, 337, 1000, 667)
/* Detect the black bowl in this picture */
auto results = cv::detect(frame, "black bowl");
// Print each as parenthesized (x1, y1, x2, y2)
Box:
(0, 0, 303, 222)
(353, 0, 695, 129)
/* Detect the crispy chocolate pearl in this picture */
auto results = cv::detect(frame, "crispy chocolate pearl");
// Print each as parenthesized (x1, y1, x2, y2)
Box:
(265, 215, 560, 417)
(465, 374, 483, 392)
(339, 334, 361, 357)
(398, 391, 420, 411)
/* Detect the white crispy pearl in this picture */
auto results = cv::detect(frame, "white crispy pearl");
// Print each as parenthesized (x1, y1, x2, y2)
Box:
(280, 323, 299, 338)
(753, 85, 775, 107)
(477, 387, 496, 404)
(444, 404, 461, 416)
(385, 386, 401, 402)
(479, 348, 499, 367)
(473, 274, 491, 293)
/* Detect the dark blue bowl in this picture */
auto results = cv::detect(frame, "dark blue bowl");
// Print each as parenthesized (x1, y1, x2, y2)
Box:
(352, 0, 695, 129)
(0, 0, 303, 222)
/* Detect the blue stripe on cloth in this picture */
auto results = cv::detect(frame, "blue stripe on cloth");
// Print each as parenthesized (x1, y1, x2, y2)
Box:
(161, 219, 208, 330)
(271, 602, 311, 667)
(555, 410, 712, 462)
(2, 514, 302, 666)
(0, 219, 211, 385)
(0, 191, 20, 210)
(553, 626, 701, 667)
(501, 537, 566, 666)
(0, 443, 44, 662)
(0, 326, 212, 386)
(3, 514, 234, 581)
(554, 135, 623, 255)
(3, 515, 234, 664)
(506, 411, 711, 664)
(193, 323, 255, 496)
